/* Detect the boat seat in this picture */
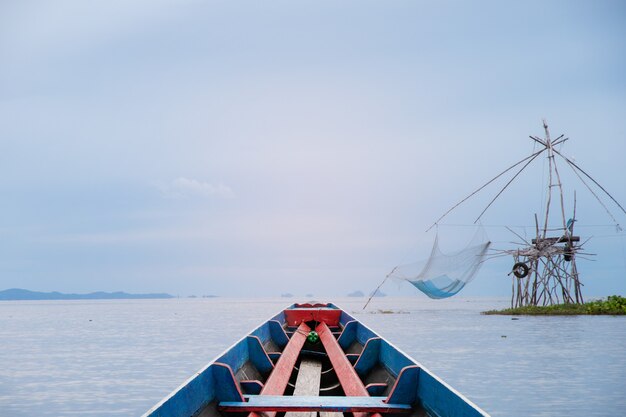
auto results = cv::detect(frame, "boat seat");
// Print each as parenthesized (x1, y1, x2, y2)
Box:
(268, 320, 290, 349)
(353, 337, 382, 377)
(363, 364, 395, 395)
(230, 336, 275, 394)
(256, 320, 289, 362)
(211, 363, 245, 403)
(385, 365, 420, 405)
(264, 338, 281, 354)
(336, 320, 376, 360)
(336, 320, 359, 350)
(219, 395, 412, 413)
(235, 362, 263, 384)
(246, 336, 274, 377)
(215, 329, 282, 388)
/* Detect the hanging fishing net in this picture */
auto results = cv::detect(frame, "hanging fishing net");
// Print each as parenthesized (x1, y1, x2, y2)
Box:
(364, 227, 492, 308)
(390, 228, 491, 299)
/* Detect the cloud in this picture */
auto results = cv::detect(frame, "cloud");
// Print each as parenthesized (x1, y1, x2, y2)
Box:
(160, 177, 234, 199)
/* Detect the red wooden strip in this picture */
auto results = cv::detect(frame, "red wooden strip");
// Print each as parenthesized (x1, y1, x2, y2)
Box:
(248, 322, 311, 417)
(317, 322, 383, 417)
(262, 322, 310, 395)
(317, 322, 368, 396)
(284, 309, 342, 327)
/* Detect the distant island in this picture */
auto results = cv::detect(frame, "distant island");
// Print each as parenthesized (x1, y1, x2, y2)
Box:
(347, 290, 365, 297)
(0, 288, 174, 301)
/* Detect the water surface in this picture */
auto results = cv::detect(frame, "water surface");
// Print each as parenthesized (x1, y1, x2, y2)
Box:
(0, 297, 624, 417)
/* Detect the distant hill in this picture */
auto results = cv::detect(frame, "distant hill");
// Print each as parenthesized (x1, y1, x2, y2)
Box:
(347, 290, 365, 297)
(0, 288, 174, 301)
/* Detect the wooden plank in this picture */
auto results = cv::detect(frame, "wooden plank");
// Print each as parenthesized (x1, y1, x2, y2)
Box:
(293, 359, 322, 395)
(261, 322, 310, 395)
(220, 395, 412, 413)
(531, 235, 580, 244)
(248, 322, 311, 417)
(317, 322, 381, 417)
(319, 412, 344, 417)
(317, 322, 368, 396)
(286, 358, 322, 417)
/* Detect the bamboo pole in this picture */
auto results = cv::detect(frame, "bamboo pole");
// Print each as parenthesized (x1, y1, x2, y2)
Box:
(542, 121, 554, 240)
(426, 148, 546, 231)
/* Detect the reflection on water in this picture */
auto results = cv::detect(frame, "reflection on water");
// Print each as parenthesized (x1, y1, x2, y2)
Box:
(0, 297, 625, 417)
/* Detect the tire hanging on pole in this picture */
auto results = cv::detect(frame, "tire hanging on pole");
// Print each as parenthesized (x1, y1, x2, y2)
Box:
(512, 262, 529, 278)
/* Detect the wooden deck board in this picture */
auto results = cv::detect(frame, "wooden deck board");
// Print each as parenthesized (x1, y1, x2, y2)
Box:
(286, 358, 322, 417)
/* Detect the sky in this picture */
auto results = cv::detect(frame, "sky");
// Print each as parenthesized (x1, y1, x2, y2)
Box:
(1, 0, 625, 298)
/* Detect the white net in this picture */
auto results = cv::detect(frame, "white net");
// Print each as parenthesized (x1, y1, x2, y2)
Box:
(390, 228, 491, 299)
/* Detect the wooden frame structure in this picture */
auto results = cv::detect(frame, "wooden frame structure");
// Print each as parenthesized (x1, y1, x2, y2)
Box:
(429, 121, 625, 307)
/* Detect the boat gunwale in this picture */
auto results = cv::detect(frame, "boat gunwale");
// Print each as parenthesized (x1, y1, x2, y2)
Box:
(140, 304, 294, 417)
(347, 308, 490, 417)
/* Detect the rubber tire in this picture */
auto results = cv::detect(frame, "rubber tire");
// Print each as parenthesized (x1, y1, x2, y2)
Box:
(512, 262, 529, 278)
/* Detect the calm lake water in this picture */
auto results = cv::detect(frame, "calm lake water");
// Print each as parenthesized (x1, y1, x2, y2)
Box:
(0, 297, 625, 417)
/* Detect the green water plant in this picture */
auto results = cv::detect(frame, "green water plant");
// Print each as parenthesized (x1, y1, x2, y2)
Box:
(483, 295, 626, 315)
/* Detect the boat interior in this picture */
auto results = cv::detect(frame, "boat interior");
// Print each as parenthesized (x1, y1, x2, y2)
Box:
(193, 303, 428, 417)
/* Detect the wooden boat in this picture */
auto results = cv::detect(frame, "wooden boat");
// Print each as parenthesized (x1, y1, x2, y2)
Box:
(143, 303, 489, 417)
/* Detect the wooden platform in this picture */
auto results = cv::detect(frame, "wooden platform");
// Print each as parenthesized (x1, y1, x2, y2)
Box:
(286, 358, 322, 417)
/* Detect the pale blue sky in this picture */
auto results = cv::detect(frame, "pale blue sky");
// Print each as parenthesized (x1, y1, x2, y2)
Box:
(1, 1, 625, 297)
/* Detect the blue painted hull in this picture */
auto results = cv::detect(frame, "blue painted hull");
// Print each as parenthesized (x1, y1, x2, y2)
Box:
(143, 303, 490, 417)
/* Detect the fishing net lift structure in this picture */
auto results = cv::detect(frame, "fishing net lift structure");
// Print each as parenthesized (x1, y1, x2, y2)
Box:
(366, 121, 625, 309)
